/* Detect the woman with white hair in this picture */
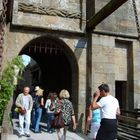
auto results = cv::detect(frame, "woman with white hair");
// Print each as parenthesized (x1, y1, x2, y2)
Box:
(56, 89, 77, 140)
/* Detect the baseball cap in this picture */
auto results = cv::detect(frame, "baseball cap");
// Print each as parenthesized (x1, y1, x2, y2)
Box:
(35, 86, 40, 91)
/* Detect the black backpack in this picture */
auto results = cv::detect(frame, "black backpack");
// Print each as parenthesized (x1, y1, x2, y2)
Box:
(33, 96, 40, 108)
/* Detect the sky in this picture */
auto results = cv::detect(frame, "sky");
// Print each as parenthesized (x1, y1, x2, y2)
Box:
(22, 55, 31, 66)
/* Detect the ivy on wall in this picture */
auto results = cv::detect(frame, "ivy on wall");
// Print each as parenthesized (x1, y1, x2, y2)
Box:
(0, 56, 25, 125)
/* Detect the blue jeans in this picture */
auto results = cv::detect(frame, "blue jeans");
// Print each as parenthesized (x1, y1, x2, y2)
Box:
(46, 112, 54, 131)
(34, 107, 43, 132)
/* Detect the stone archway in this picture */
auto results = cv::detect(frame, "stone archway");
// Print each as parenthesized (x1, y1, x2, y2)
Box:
(19, 35, 79, 114)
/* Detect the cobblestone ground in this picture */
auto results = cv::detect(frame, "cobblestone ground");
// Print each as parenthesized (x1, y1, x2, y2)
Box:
(6, 119, 92, 140)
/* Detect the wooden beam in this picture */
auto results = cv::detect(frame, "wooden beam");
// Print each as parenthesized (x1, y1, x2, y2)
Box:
(86, 0, 128, 31)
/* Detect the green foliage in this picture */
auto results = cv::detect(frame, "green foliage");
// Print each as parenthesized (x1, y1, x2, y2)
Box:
(0, 56, 25, 125)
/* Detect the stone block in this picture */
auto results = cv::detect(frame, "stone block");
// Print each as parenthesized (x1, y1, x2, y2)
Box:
(95, 0, 139, 36)
(0, 1, 2, 10)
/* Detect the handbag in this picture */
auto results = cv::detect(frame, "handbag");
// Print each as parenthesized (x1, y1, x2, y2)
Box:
(15, 107, 26, 115)
(52, 112, 65, 128)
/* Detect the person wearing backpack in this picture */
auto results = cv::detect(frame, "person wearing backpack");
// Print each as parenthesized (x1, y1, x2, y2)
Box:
(45, 92, 56, 133)
(33, 88, 44, 133)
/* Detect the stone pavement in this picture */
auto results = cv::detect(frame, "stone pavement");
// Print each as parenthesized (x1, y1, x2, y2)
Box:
(6, 119, 92, 140)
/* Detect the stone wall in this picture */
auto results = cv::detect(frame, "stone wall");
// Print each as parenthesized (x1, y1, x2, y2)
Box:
(12, 0, 86, 32)
(92, 33, 140, 109)
(133, 41, 140, 108)
(3, 26, 87, 130)
(0, 1, 2, 10)
(115, 40, 127, 81)
(2, 0, 140, 132)
(92, 34, 115, 95)
(95, 0, 139, 36)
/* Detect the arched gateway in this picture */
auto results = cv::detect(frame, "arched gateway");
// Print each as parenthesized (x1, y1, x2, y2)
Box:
(19, 35, 79, 115)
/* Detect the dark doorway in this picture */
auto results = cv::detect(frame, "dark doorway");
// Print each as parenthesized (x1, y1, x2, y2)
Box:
(115, 81, 127, 109)
(19, 36, 78, 104)
(39, 51, 72, 95)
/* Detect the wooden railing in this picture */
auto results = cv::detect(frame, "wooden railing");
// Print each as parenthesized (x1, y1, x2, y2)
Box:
(117, 109, 140, 140)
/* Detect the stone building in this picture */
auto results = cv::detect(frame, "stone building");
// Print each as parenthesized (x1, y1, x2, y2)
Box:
(1, 0, 140, 130)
